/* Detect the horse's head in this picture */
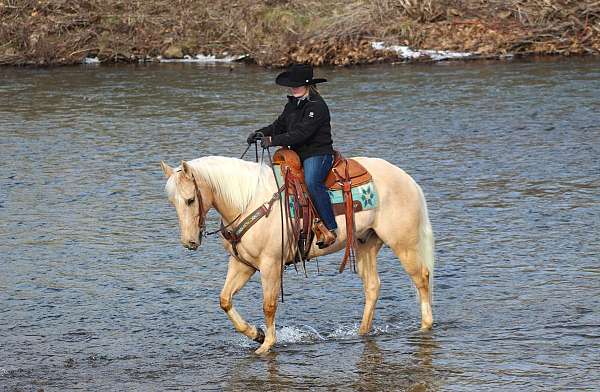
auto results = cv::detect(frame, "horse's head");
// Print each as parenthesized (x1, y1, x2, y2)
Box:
(161, 160, 212, 250)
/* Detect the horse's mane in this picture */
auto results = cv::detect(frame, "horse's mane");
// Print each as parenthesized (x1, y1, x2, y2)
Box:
(165, 156, 274, 211)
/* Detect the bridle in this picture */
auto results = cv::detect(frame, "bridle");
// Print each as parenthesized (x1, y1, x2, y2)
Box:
(189, 171, 206, 235)
(181, 168, 242, 240)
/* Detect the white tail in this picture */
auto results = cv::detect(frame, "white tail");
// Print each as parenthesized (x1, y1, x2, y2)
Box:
(417, 184, 435, 303)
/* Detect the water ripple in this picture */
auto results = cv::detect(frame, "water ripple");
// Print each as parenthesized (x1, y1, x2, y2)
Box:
(1, 58, 599, 391)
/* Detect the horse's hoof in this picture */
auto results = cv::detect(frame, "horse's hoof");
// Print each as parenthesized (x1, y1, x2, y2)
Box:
(255, 344, 270, 355)
(253, 327, 265, 344)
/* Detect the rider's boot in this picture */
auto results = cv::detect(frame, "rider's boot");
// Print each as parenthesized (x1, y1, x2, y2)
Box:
(315, 221, 337, 249)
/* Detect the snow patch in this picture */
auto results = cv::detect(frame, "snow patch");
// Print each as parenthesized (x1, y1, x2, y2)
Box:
(372, 41, 472, 61)
(157, 54, 247, 63)
(83, 57, 100, 64)
(81, 53, 247, 65)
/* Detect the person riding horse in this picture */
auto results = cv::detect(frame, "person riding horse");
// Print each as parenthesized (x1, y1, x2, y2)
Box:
(247, 64, 337, 248)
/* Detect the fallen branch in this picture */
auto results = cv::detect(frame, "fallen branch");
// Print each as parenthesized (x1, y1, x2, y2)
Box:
(68, 47, 98, 57)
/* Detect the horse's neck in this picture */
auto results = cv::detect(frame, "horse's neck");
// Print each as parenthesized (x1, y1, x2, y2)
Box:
(211, 193, 243, 225)
(194, 160, 272, 224)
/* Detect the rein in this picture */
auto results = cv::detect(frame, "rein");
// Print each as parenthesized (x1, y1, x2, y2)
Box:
(215, 142, 285, 302)
(203, 214, 241, 237)
(265, 145, 287, 302)
(190, 139, 288, 302)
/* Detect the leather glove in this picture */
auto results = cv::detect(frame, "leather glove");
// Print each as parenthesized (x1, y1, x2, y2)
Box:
(246, 131, 258, 145)
(260, 136, 272, 149)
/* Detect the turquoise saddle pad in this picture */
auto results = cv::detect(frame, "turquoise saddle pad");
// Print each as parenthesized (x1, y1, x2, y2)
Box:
(274, 166, 378, 218)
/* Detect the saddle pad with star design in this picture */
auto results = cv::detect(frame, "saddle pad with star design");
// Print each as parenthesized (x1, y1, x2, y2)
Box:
(327, 181, 379, 216)
(281, 178, 379, 217)
(273, 162, 379, 218)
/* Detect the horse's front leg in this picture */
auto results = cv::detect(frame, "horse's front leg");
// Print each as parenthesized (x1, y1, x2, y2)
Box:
(219, 257, 264, 343)
(254, 262, 281, 355)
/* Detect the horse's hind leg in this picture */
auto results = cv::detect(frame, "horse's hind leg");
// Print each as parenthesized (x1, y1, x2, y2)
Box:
(219, 257, 263, 343)
(390, 244, 433, 330)
(356, 233, 384, 335)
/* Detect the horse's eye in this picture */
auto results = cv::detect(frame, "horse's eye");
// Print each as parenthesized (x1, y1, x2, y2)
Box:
(186, 197, 195, 206)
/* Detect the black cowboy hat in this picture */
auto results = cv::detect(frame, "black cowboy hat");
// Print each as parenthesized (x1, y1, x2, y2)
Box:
(275, 64, 327, 88)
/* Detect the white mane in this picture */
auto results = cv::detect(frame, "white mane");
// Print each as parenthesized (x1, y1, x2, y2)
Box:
(165, 156, 274, 212)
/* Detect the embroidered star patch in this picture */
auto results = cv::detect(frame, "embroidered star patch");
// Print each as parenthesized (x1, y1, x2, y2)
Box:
(361, 186, 374, 207)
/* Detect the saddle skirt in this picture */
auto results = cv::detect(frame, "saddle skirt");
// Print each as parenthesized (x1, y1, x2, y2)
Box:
(272, 148, 379, 272)
(324, 152, 372, 190)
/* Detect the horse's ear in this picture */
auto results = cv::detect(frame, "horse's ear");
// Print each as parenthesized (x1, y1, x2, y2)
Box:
(181, 160, 193, 180)
(160, 161, 174, 179)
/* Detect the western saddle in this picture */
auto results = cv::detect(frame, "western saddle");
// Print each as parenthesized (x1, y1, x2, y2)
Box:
(272, 148, 372, 272)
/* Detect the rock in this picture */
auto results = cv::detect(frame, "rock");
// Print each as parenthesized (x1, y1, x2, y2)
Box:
(163, 45, 183, 59)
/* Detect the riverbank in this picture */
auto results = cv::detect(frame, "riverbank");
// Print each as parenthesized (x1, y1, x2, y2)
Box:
(1, 0, 599, 66)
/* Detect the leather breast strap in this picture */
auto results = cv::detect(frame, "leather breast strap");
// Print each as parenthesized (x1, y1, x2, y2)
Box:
(220, 185, 285, 270)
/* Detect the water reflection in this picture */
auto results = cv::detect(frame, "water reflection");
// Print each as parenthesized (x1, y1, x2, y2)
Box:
(222, 351, 289, 392)
(353, 335, 440, 392)
(219, 335, 441, 391)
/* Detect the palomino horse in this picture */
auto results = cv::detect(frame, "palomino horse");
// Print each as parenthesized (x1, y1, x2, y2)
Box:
(160, 155, 434, 355)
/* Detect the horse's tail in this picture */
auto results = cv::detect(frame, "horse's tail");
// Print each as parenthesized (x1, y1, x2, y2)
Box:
(416, 183, 435, 303)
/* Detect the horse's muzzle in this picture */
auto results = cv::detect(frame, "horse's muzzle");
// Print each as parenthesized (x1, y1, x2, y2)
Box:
(182, 240, 199, 250)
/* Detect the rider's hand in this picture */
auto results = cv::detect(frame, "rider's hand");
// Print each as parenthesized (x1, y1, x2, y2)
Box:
(246, 131, 258, 145)
(260, 136, 272, 149)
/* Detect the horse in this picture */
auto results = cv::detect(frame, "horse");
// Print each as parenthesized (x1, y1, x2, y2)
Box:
(160, 155, 434, 355)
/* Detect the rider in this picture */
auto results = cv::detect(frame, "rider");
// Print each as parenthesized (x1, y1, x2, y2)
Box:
(247, 63, 337, 248)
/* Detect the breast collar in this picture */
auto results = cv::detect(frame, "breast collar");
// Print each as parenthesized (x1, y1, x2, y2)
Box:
(219, 184, 285, 271)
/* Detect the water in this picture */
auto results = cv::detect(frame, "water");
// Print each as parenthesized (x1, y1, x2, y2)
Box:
(1, 58, 599, 391)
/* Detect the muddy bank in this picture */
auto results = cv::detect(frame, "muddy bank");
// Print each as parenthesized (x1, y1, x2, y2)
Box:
(1, 0, 599, 66)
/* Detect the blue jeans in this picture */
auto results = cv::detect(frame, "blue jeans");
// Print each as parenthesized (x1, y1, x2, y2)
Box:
(303, 154, 337, 230)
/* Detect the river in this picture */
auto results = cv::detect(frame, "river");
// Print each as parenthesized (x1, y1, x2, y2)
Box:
(1, 58, 599, 391)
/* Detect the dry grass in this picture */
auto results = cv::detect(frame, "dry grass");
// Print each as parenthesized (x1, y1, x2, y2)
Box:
(0, 0, 598, 66)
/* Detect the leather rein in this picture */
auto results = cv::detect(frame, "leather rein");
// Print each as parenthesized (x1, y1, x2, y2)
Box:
(188, 142, 288, 302)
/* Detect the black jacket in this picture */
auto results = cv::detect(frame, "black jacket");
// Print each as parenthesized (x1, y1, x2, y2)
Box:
(258, 91, 334, 161)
